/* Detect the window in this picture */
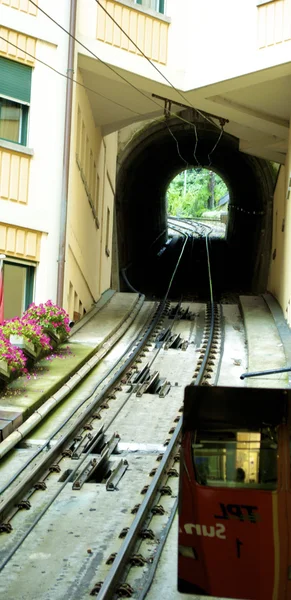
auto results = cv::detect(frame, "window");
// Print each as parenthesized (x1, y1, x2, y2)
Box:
(0, 56, 32, 146)
(0, 97, 28, 145)
(135, 0, 165, 15)
(192, 427, 278, 490)
(3, 261, 35, 320)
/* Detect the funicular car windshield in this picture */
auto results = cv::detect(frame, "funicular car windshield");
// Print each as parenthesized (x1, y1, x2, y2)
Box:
(192, 427, 278, 490)
(183, 386, 287, 492)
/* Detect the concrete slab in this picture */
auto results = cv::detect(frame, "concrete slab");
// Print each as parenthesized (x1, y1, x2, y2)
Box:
(240, 295, 289, 388)
(218, 305, 247, 387)
(0, 455, 159, 600)
(146, 514, 228, 600)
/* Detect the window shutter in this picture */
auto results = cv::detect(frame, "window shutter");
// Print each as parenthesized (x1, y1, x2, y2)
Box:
(0, 57, 32, 103)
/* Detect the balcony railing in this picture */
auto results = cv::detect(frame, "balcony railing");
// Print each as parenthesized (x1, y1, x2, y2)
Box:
(0, 0, 37, 16)
(258, 0, 291, 48)
(0, 147, 31, 204)
(96, 0, 169, 64)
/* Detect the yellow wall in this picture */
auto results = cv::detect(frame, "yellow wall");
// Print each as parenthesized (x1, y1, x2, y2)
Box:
(0, 0, 37, 15)
(65, 68, 117, 320)
(0, 148, 31, 204)
(268, 116, 291, 326)
(0, 222, 42, 260)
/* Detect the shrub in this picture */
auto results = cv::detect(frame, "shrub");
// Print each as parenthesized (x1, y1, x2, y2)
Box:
(0, 317, 52, 352)
(23, 300, 70, 339)
(0, 332, 27, 374)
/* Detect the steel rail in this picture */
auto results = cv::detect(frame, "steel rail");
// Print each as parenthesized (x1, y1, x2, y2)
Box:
(0, 301, 165, 524)
(95, 416, 182, 600)
(0, 294, 146, 494)
(95, 221, 218, 599)
(0, 227, 190, 574)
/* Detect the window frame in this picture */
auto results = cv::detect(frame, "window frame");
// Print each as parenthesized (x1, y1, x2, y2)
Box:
(0, 95, 29, 146)
(135, 0, 165, 15)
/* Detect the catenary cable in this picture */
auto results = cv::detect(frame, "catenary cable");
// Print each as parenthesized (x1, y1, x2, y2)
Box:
(208, 125, 224, 166)
(95, 0, 221, 130)
(94, 0, 224, 165)
(27, 0, 222, 140)
(94, 0, 220, 164)
(0, 36, 142, 117)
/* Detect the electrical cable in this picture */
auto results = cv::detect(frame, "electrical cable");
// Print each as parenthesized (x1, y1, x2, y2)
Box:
(165, 119, 188, 167)
(27, 1, 225, 172)
(27, 0, 222, 138)
(208, 125, 224, 166)
(95, 0, 222, 130)
(95, 0, 223, 166)
(27, 0, 167, 112)
(0, 36, 142, 117)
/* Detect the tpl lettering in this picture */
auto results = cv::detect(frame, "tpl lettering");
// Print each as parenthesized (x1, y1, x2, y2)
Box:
(214, 503, 259, 523)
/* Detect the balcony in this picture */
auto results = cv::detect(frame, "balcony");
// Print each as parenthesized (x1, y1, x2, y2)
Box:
(96, 0, 169, 64)
(258, 0, 291, 48)
(0, 0, 37, 16)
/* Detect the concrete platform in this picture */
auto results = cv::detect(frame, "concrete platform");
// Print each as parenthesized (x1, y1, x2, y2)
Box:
(240, 294, 290, 388)
(0, 291, 140, 435)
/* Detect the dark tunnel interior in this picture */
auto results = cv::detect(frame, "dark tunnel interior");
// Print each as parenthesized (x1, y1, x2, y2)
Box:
(116, 113, 276, 300)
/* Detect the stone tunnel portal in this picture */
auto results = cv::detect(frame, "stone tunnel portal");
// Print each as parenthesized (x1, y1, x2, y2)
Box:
(116, 114, 276, 299)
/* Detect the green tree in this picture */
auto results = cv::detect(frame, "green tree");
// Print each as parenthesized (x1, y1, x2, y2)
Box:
(167, 168, 228, 218)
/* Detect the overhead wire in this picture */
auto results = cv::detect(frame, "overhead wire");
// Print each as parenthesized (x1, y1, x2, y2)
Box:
(28, 0, 225, 170)
(208, 125, 224, 166)
(165, 119, 188, 167)
(95, 0, 224, 165)
(95, 0, 221, 130)
(0, 36, 142, 117)
(27, 0, 221, 149)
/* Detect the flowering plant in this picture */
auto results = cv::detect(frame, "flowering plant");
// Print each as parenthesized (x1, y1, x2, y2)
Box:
(0, 332, 27, 374)
(23, 300, 70, 339)
(0, 317, 52, 352)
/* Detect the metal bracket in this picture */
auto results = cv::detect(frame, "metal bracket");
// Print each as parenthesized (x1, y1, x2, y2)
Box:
(151, 505, 165, 515)
(116, 583, 134, 597)
(72, 433, 120, 489)
(129, 554, 148, 566)
(139, 529, 155, 540)
(159, 485, 172, 496)
(17, 500, 31, 510)
(90, 582, 103, 596)
(0, 522, 13, 533)
(106, 459, 128, 491)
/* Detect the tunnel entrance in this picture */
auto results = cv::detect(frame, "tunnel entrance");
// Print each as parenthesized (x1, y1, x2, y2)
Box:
(116, 112, 276, 300)
(167, 168, 228, 228)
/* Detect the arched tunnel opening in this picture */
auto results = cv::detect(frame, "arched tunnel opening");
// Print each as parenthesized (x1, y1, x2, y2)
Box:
(116, 113, 276, 300)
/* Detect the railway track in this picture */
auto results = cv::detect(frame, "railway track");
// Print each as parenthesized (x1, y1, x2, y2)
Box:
(0, 219, 289, 599)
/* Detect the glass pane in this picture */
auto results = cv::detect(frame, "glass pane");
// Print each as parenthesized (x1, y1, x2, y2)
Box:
(192, 428, 278, 490)
(0, 98, 21, 143)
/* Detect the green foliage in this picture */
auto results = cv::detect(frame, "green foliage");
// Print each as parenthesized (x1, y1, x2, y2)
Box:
(167, 168, 228, 218)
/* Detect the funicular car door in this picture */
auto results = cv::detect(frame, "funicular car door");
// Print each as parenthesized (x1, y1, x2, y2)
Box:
(178, 386, 290, 600)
